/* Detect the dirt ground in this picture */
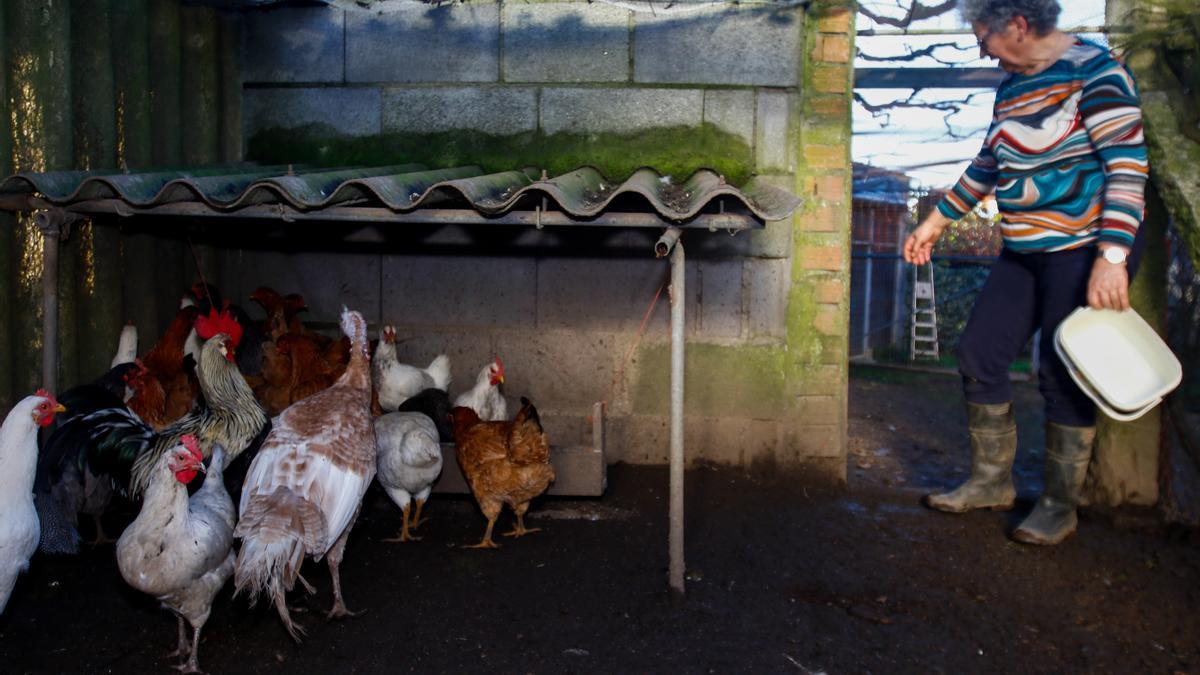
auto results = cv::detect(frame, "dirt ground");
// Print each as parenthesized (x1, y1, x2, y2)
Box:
(2, 366, 1199, 674)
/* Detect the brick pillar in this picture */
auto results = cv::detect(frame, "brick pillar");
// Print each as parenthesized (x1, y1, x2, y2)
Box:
(783, 1, 854, 480)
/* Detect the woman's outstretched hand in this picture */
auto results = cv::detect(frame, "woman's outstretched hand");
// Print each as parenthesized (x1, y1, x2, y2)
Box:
(903, 212, 951, 265)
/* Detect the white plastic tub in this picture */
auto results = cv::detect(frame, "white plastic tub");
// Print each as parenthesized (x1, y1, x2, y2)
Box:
(1053, 307, 1182, 421)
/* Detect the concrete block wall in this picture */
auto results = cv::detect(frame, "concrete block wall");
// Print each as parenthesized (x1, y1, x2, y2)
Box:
(236, 1, 854, 479)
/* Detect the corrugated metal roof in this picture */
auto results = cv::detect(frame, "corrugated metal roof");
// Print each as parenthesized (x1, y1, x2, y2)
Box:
(0, 162, 801, 225)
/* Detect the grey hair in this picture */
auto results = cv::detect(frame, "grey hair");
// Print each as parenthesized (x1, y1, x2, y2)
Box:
(960, 0, 1061, 35)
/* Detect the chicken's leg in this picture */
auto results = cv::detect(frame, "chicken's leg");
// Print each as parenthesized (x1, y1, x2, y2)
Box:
(410, 498, 428, 530)
(165, 615, 190, 659)
(326, 505, 363, 619)
(503, 503, 542, 538)
(173, 621, 204, 674)
(382, 503, 420, 543)
(466, 502, 502, 549)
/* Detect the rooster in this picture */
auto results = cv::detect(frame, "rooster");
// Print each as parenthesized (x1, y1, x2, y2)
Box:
(375, 412, 442, 542)
(42, 308, 269, 499)
(451, 397, 554, 549)
(372, 326, 451, 412)
(117, 435, 234, 674)
(454, 357, 506, 421)
(235, 307, 375, 640)
(36, 362, 142, 547)
(1, 390, 65, 614)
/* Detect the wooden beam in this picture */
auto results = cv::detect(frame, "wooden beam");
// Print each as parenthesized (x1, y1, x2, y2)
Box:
(855, 67, 1004, 89)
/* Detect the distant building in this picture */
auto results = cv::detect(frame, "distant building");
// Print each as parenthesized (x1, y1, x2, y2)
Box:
(850, 163, 912, 358)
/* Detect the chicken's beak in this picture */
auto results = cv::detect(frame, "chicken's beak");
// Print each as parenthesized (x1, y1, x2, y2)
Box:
(196, 462, 208, 475)
(498, 375, 505, 384)
(55, 404, 66, 413)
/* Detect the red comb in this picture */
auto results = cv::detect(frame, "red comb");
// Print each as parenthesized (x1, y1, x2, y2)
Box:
(494, 356, 504, 372)
(181, 434, 203, 461)
(195, 307, 243, 348)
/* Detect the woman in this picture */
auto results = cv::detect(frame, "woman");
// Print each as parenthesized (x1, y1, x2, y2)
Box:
(903, 0, 1149, 545)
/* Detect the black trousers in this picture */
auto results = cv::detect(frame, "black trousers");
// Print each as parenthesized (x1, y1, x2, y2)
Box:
(956, 228, 1147, 427)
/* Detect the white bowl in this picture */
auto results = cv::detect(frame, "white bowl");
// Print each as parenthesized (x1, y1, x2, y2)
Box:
(1053, 307, 1182, 421)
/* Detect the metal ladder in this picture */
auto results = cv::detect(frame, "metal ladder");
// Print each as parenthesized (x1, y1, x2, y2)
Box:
(910, 261, 939, 360)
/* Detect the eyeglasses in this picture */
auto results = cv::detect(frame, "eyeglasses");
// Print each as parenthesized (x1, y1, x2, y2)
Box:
(975, 28, 997, 55)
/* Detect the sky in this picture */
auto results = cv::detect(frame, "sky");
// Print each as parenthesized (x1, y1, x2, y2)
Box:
(853, 1, 1110, 189)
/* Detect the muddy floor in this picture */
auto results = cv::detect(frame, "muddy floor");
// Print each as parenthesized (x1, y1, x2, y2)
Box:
(2, 366, 1199, 673)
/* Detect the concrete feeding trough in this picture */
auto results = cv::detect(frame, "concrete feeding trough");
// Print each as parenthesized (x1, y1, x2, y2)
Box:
(433, 401, 607, 497)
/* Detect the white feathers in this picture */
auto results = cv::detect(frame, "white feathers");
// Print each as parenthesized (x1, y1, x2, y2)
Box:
(111, 324, 138, 368)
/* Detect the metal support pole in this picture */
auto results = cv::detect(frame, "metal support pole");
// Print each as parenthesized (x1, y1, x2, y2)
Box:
(667, 236, 687, 603)
(33, 208, 76, 393)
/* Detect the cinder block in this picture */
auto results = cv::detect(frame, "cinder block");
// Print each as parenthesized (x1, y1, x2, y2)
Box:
(539, 87, 702, 134)
(686, 416, 780, 464)
(503, 3, 630, 83)
(746, 258, 790, 338)
(381, 87, 537, 135)
(799, 364, 844, 397)
(633, 5, 801, 86)
(433, 444, 607, 496)
(756, 89, 794, 173)
(346, 4, 500, 83)
(492, 329, 621, 411)
(242, 87, 381, 138)
(788, 424, 843, 458)
(605, 414, 670, 463)
(795, 395, 840, 421)
(703, 89, 755, 145)
(381, 255, 537, 329)
(535, 257, 698, 332)
(697, 259, 743, 338)
(231, 249, 382, 326)
(243, 7, 344, 83)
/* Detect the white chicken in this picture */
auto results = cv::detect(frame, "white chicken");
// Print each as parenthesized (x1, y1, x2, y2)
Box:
(375, 412, 442, 542)
(116, 435, 235, 674)
(372, 325, 451, 411)
(455, 357, 507, 421)
(235, 307, 375, 641)
(1, 390, 66, 615)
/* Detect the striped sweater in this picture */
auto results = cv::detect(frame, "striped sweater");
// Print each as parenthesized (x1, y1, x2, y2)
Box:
(936, 39, 1149, 252)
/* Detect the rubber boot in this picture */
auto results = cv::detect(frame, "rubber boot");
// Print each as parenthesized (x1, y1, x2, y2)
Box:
(1012, 422, 1095, 545)
(925, 402, 1017, 513)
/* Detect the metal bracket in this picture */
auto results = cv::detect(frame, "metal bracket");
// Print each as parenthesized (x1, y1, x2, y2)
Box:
(33, 206, 80, 240)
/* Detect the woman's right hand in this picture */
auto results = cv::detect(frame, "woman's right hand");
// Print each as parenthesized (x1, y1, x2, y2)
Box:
(903, 212, 951, 265)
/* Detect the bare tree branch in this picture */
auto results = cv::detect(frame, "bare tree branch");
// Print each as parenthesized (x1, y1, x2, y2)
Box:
(854, 90, 991, 140)
(857, 0, 958, 29)
(856, 41, 974, 66)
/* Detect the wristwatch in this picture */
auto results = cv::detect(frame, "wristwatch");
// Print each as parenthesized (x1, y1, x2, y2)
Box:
(1100, 247, 1128, 265)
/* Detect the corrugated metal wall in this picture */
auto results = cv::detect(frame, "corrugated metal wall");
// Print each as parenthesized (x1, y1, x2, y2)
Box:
(0, 0, 241, 411)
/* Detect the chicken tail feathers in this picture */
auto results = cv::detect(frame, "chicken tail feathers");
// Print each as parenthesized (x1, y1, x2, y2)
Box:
(426, 354, 451, 392)
(234, 486, 328, 640)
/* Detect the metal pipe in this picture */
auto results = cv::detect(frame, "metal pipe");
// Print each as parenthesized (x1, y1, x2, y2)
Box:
(33, 209, 69, 393)
(655, 226, 683, 258)
(668, 239, 686, 603)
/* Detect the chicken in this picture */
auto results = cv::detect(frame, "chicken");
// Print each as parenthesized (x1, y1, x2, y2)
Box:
(234, 307, 375, 640)
(451, 397, 555, 549)
(36, 362, 142, 548)
(130, 303, 200, 428)
(397, 388, 454, 442)
(454, 357, 506, 421)
(43, 307, 270, 499)
(375, 412, 442, 542)
(111, 321, 138, 368)
(372, 326, 451, 412)
(117, 435, 235, 673)
(1, 390, 65, 614)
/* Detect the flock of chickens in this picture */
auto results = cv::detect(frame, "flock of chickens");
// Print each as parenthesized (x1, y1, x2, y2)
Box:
(0, 283, 556, 672)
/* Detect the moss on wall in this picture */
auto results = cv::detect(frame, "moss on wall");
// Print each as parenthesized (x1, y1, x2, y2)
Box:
(247, 123, 756, 185)
(632, 342, 790, 418)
